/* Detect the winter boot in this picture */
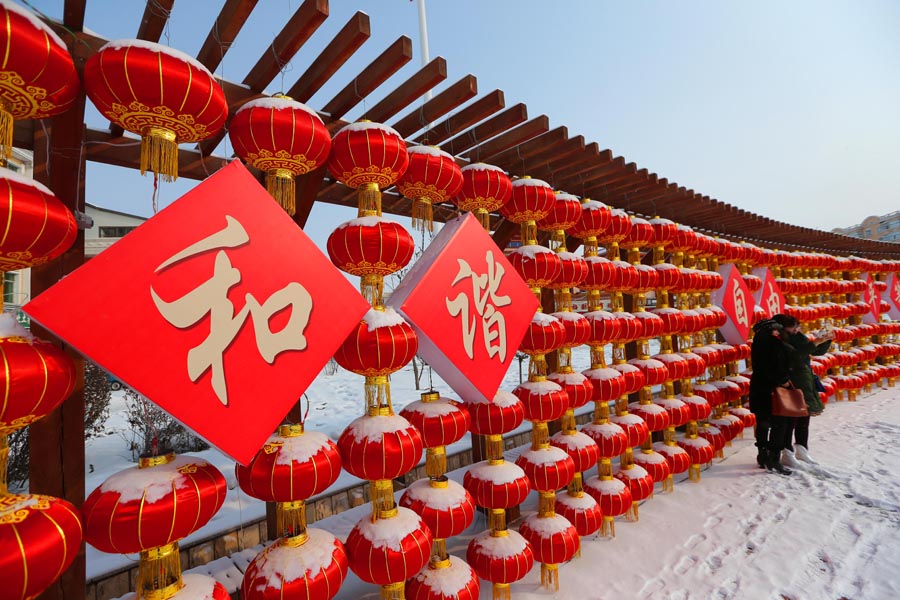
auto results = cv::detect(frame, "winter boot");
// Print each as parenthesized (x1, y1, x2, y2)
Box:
(756, 448, 768, 469)
(766, 451, 792, 476)
(781, 449, 802, 469)
(795, 445, 816, 463)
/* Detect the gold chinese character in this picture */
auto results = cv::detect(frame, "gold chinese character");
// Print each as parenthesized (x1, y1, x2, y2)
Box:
(151, 216, 313, 406)
(445, 251, 511, 362)
(732, 279, 749, 328)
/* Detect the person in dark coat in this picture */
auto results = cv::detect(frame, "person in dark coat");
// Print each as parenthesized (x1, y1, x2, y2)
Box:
(748, 318, 793, 475)
(772, 314, 833, 463)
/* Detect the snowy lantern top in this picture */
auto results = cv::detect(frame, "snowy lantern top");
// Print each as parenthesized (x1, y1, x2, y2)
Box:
(466, 529, 535, 586)
(397, 145, 464, 232)
(400, 478, 476, 539)
(466, 390, 525, 436)
(453, 163, 513, 229)
(400, 391, 471, 448)
(344, 506, 433, 586)
(463, 460, 532, 510)
(82, 453, 227, 554)
(337, 413, 424, 481)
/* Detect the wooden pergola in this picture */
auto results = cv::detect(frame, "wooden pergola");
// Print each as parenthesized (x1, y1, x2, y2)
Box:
(15, 2, 900, 599)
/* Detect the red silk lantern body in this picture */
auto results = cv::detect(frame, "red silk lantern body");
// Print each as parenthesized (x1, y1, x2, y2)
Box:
(570, 199, 611, 239)
(621, 217, 655, 250)
(453, 163, 512, 224)
(550, 430, 600, 473)
(654, 442, 691, 475)
(519, 514, 580, 566)
(400, 479, 475, 539)
(400, 396, 470, 448)
(327, 121, 408, 190)
(464, 461, 531, 509)
(334, 309, 417, 377)
(508, 246, 562, 288)
(0, 333, 76, 434)
(0, 1, 79, 156)
(514, 380, 569, 423)
(581, 421, 629, 459)
(583, 256, 617, 290)
(678, 436, 714, 466)
(406, 559, 480, 600)
(327, 217, 415, 277)
(519, 313, 566, 356)
(653, 396, 691, 428)
(614, 465, 654, 502)
(538, 192, 582, 232)
(0, 170, 77, 271)
(629, 401, 670, 432)
(610, 412, 650, 447)
(653, 352, 688, 382)
(549, 252, 589, 290)
(516, 446, 576, 491)
(584, 476, 632, 518)
(345, 507, 432, 585)
(627, 358, 669, 388)
(84, 40, 228, 179)
(240, 529, 349, 600)
(584, 310, 622, 346)
(466, 391, 524, 436)
(583, 366, 627, 402)
(398, 145, 464, 231)
(0, 493, 83, 600)
(549, 312, 591, 350)
(555, 492, 603, 536)
(500, 177, 556, 224)
(467, 530, 534, 585)
(337, 414, 423, 481)
(82, 455, 227, 554)
(235, 429, 341, 502)
(597, 209, 632, 244)
(610, 362, 646, 395)
(634, 449, 671, 483)
(680, 394, 712, 421)
(548, 371, 593, 409)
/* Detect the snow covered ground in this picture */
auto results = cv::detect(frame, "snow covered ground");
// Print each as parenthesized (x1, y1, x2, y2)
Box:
(83, 347, 900, 598)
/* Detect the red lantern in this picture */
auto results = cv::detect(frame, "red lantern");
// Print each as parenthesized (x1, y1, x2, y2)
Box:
(0, 493, 82, 600)
(82, 454, 227, 554)
(610, 412, 649, 447)
(516, 446, 576, 491)
(632, 311, 664, 339)
(621, 217, 655, 250)
(652, 306, 687, 336)
(406, 559, 480, 600)
(550, 430, 600, 473)
(698, 424, 726, 453)
(519, 313, 566, 356)
(548, 370, 593, 409)
(328, 120, 408, 213)
(555, 492, 603, 536)
(240, 529, 349, 600)
(629, 400, 670, 431)
(452, 163, 512, 229)
(0, 170, 77, 271)
(633, 448, 671, 484)
(0, 329, 76, 435)
(614, 464, 654, 502)
(398, 145, 464, 232)
(694, 383, 724, 408)
(519, 514, 580, 579)
(84, 40, 227, 181)
(584, 476, 632, 520)
(500, 177, 556, 229)
(466, 390, 524, 436)
(538, 191, 583, 233)
(584, 309, 622, 346)
(508, 245, 562, 288)
(570, 199, 612, 240)
(583, 366, 627, 402)
(597, 208, 632, 244)
(653, 442, 691, 475)
(333, 309, 417, 377)
(400, 478, 475, 539)
(0, 2, 79, 158)
(653, 263, 682, 290)
(653, 396, 691, 428)
(612, 311, 644, 344)
(400, 394, 470, 449)
(228, 96, 331, 214)
(467, 530, 535, 586)
(345, 507, 432, 586)
(652, 352, 688, 381)
(582, 421, 629, 458)
(549, 311, 591, 350)
(648, 217, 677, 248)
(680, 394, 712, 421)
(610, 362, 646, 395)
(337, 413, 423, 481)
(583, 256, 617, 290)
(235, 426, 341, 502)
(464, 461, 531, 509)
(514, 379, 569, 423)
(549, 252, 589, 290)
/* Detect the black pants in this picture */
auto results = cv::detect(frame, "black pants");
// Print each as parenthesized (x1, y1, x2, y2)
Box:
(756, 415, 790, 455)
(784, 416, 810, 451)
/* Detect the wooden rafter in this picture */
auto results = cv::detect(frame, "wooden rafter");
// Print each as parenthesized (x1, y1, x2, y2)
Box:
(137, 0, 174, 42)
(362, 57, 448, 124)
(196, 0, 259, 72)
(391, 75, 478, 138)
(414, 89, 505, 145)
(441, 103, 527, 156)
(463, 115, 549, 162)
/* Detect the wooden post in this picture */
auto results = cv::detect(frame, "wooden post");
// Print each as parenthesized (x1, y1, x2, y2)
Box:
(30, 92, 88, 600)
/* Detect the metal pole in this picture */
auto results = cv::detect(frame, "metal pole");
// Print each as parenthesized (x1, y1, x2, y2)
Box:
(416, 0, 433, 101)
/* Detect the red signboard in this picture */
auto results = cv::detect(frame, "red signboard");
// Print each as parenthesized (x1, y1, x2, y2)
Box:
(862, 272, 880, 324)
(25, 162, 370, 464)
(390, 213, 539, 403)
(711, 263, 754, 343)
(752, 267, 785, 319)
(884, 272, 900, 320)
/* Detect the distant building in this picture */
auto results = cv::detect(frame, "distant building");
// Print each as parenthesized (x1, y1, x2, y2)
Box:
(2, 149, 147, 322)
(833, 212, 900, 243)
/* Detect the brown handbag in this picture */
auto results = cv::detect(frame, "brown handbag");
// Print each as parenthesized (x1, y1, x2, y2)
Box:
(771, 384, 809, 417)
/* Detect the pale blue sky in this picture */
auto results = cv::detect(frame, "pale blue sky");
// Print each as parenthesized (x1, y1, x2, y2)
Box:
(27, 0, 900, 248)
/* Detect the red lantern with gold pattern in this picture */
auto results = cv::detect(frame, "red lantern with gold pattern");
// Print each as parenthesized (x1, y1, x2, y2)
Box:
(582, 421, 629, 458)
(452, 163, 512, 229)
(334, 309, 417, 377)
(584, 310, 622, 346)
(651, 307, 685, 337)
(648, 217, 678, 248)
(519, 514, 580, 581)
(621, 217, 655, 250)
(228, 96, 331, 214)
(500, 177, 556, 227)
(240, 529, 349, 600)
(549, 311, 591, 350)
(583, 256, 617, 290)
(515, 380, 569, 423)
(519, 313, 566, 356)
(398, 145, 464, 232)
(627, 358, 669, 388)
(548, 371, 593, 409)
(0, 170, 77, 272)
(337, 413, 423, 481)
(629, 399, 670, 431)
(327, 217, 415, 276)
(538, 191, 582, 234)
(84, 40, 228, 181)
(82, 454, 227, 554)
(0, 1, 79, 158)
(584, 476, 632, 521)
(400, 478, 475, 539)
(633, 449, 671, 485)
(516, 446, 576, 491)
(654, 442, 691, 476)
(653, 396, 691, 429)
(549, 252, 589, 290)
(328, 121, 408, 213)
(235, 425, 341, 502)
(550, 430, 600, 474)
(464, 462, 531, 509)
(610, 412, 649, 447)
(610, 362, 646, 396)
(0, 329, 76, 435)
(555, 492, 603, 536)
(614, 464, 654, 503)
(467, 530, 534, 587)
(583, 366, 627, 402)
(570, 199, 611, 240)
(345, 506, 432, 587)
(652, 352, 688, 381)
(466, 391, 524, 436)
(597, 208, 633, 245)
(400, 394, 470, 449)
(508, 245, 562, 288)
(0, 493, 83, 600)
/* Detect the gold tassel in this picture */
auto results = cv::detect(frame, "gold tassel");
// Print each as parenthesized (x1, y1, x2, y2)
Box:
(276, 501, 308, 541)
(538, 491, 556, 516)
(600, 515, 616, 538)
(476, 208, 491, 230)
(138, 543, 183, 600)
(689, 463, 701, 482)
(0, 433, 8, 497)
(626, 501, 639, 522)
(426, 447, 446, 478)
(431, 538, 449, 565)
(0, 104, 12, 161)
(381, 582, 404, 600)
(371, 479, 396, 518)
(486, 434, 504, 463)
(364, 376, 391, 415)
(541, 563, 559, 590)
(359, 182, 382, 215)
(532, 422, 550, 449)
(583, 236, 599, 257)
(663, 475, 674, 494)
(493, 583, 511, 600)
(522, 220, 537, 245)
(361, 274, 385, 308)
(488, 508, 507, 532)
(568, 472, 584, 495)
(141, 127, 179, 182)
(266, 170, 297, 215)
(598, 458, 613, 479)
(412, 198, 434, 232)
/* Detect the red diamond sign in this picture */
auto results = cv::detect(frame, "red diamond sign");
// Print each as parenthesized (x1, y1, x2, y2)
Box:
(752, 267, 785, 319)
(24, 161, 369, 464)
(389, 213, 538, 403)
(711, 263, 754, 343)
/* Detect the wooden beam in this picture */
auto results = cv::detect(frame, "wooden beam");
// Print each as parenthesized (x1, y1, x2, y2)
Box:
(441, 103, 527, 156)
(555, 155, 622, 190)
(321, 36, 413, 120)
(463, 115, 549, 162)
(391, 75, 478, 138)
(137, 0, 174, 42)
(196, 0, 259, 72)
(292, 166, 328, 228)
(243, 0, 329, 92)
(287, 12, 371, 103)
(552, 148, 614, 184)
(362, 56, 448, 124)
(487, 126, 567, 169)
(414, 89, 505, 145)
(63, 0, 86, 30)
(492, 219, 518, 250)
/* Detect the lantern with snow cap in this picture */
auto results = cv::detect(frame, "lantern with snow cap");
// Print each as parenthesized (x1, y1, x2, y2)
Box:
(82, 453, 227, 600)
(569, 198, 611, 257)
(228, 95, 331, 214)
(0, 169, 77, 271)
(500, 176, 556, 244)
(467, 529, 535, 600)
(452, 163, 512, 230)
(0, 1, 80, 159)
(538, 191, 583, 248)
(401, 391, 470, 477)
(84, 40, 227, 181)
(519, 513, 580, 589)
(397, 145, 464, 232)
